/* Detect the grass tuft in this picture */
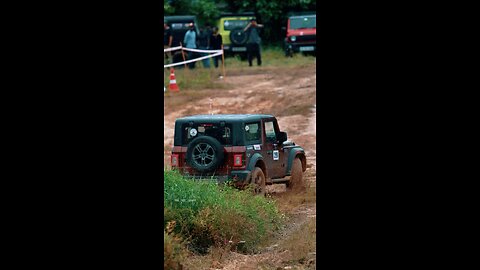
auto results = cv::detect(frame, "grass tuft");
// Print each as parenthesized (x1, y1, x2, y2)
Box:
(164, 170, 284, 255)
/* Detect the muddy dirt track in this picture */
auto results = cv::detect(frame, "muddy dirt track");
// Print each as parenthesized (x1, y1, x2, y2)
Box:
(164, 64, 317, 269)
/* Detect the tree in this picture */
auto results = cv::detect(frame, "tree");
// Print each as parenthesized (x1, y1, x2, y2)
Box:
(163, 0, 316, 45)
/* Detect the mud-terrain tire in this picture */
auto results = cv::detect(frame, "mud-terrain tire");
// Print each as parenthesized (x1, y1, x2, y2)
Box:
(186, 136, 224, 173)
(230, 29, 248, 46)
(250, 167, 266, 196)
(287, 158, 305, 191)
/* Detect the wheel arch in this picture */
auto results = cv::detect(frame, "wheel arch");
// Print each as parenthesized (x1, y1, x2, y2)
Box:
(286, 147, 307, 175)
(246, 153, 267, 179)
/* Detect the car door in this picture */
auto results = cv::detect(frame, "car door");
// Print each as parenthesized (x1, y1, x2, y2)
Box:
(262, 118, 286, 179)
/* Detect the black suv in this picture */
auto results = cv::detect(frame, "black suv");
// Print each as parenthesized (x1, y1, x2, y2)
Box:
(164, 15, 199, 63)
(170, 114, 307, 195)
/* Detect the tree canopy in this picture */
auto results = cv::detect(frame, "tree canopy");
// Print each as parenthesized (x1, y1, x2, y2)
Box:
(164, 0, 317, 45)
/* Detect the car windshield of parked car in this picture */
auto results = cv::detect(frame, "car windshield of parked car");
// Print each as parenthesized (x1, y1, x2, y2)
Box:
(182, 123, 232, 145)
(290, 16, 316, 29)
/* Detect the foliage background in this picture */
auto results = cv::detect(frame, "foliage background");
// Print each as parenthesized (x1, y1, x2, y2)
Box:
(163, 0, 316, 45)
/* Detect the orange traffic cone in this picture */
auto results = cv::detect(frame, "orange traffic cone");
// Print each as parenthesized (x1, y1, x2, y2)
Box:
(169, 68, 179, 92)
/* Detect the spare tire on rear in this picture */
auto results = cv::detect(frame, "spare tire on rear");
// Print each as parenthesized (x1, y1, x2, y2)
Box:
(230, 29, 249, 46)
(186, 136, 224, 173)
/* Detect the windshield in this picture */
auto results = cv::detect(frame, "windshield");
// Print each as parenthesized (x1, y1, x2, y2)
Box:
(289, 16, 316, 29)
(182, 123, 232, 145)
(223, 20, 250, 31)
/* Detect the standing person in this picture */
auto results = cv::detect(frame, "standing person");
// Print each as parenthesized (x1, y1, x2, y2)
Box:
(183, 23, 197, 69)
(197, 26, 211, 68)
(243, 19, 264, 67)
(163, 20, 172, 63)
(210, 26, 223, 69)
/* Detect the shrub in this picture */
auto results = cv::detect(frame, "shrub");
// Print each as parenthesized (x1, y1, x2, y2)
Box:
(164, 170, 283, 254)
(164, 228, 186, 270)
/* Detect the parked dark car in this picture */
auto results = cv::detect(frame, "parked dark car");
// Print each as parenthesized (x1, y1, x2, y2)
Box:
(164, 15, 200, 63)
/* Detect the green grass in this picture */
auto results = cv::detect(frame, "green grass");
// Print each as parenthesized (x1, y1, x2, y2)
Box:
(164, 67, 228, 91)
(164, 170, 284, 255)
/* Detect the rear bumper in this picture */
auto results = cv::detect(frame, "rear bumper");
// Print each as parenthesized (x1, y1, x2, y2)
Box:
(223, 45, 248, 53)
(285, 43, 316, 53)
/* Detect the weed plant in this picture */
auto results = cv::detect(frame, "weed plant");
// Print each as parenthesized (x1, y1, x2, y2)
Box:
(164, 229, 186, 270)
(164, 170, 283, 254)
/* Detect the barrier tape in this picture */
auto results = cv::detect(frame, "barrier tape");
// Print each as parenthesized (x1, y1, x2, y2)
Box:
(163, 51, 223, 68)
(163, 46, 183, 52)
(163, 46, 222, 54)
(181, 47, 223, 53)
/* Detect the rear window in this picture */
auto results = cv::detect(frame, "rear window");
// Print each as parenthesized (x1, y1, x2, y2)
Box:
(290, 16, 316, 29)
(223, 20, 250, 31)
(182, 123, 232, 145)
(171, 23, 192, 30)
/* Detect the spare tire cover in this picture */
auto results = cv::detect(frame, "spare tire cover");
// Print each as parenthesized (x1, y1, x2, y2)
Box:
(186, 136, 224, 173)
(230, 29, 249, 46)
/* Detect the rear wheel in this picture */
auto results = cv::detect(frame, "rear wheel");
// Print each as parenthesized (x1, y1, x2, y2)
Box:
(250, 167, 266, 196)
(186, 136, 224, 173)
(230, 29, 248, 46)
(287, 158, 305, 192)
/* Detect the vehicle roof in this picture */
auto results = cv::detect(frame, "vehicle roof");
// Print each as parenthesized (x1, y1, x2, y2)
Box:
(164, 16, 197, 23)
(176, 114, 275, 123)
(289, 14, 316, 19)
(220, 12, 255, 17)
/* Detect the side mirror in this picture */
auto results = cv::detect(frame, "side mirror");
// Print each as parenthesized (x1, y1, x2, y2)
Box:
(278, 131, 287, 144)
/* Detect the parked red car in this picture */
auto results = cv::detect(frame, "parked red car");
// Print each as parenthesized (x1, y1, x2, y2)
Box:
(283, 13, 316, 57)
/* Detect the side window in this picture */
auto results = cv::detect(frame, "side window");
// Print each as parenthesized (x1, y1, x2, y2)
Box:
(245, 122, 260, 142)
(264, 121, 276, 142)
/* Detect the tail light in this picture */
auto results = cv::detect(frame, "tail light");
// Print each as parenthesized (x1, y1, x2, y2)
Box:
(233, 154, 243, 167)
(171, 154, 179, 167)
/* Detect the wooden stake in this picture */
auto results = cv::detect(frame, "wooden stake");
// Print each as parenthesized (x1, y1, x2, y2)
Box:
(180, 42, 187, 69)
(221, 44, 226, 78)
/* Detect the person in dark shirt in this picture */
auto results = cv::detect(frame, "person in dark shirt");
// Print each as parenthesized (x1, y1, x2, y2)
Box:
(163, 20, 172, 63)
(210, 27, 223, 68)
(243, 19, 264, 67)
(197, 26, 210, 68)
